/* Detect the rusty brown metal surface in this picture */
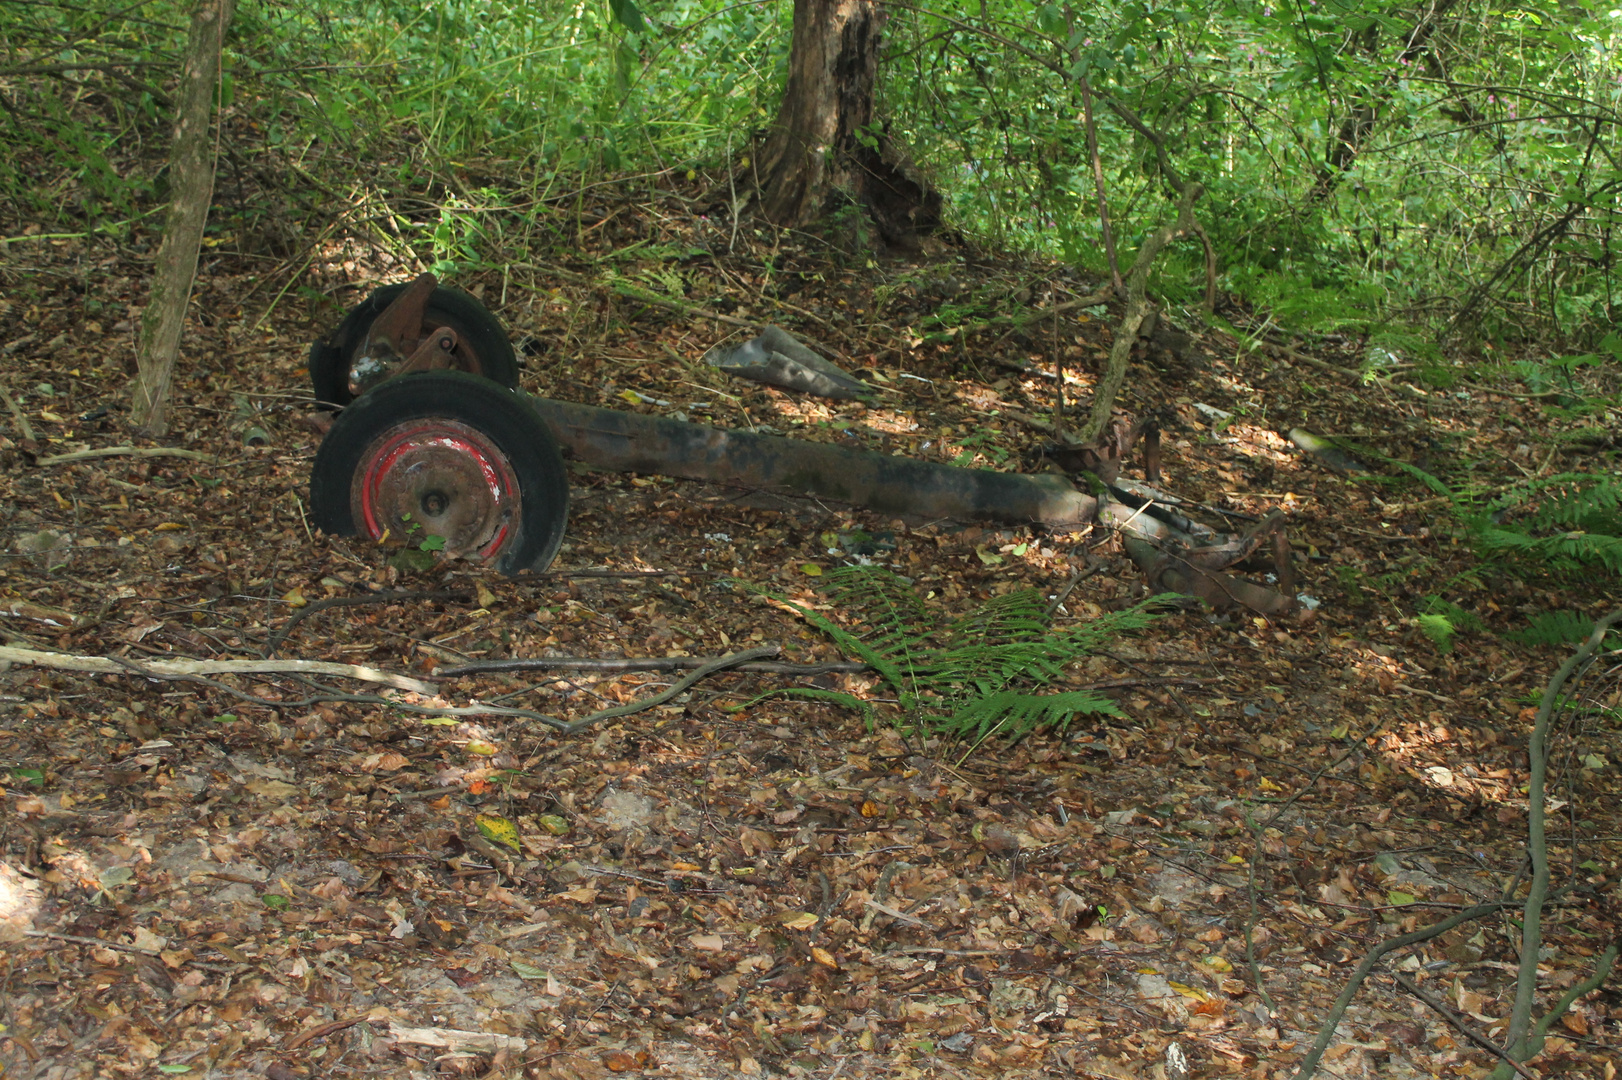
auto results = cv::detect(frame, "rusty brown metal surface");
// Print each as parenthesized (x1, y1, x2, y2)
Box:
(366, 273, 438, 360)
(525, 397, 1099, 527)
(396, 325, 459, 376)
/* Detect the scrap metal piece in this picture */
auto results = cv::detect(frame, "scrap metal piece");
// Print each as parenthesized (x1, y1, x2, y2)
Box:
(348, 273, 463, 395)
(1119, 508, 1297, 616)
(705, 326, 873, 401)
(1289, 428, 1369, 474)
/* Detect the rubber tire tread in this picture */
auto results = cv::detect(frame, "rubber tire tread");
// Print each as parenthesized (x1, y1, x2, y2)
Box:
(310, 284, 519, 409)
(310, 371, 569, 576)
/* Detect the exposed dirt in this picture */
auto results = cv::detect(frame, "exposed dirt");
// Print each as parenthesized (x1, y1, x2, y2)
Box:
(1, 199, 1619, 1080)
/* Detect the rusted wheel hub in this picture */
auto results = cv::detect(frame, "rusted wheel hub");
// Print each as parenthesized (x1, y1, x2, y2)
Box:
(351, 418, 522, 560)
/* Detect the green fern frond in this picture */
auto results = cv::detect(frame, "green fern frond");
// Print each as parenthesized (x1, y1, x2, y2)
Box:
(818, 565, 934, 657)
(937, 689, 1124, 742)
(938, 587, 1052, 646)
(1491, 473, 1622, 532)
(747, 567, 1160, 750)
(731, 576, 914, 689)
(1472, 526, 1622, 574)
(1421, 596, 1486, 634)
(1384, 459, 1462, 500)
(1390, 469, 1622, 578)
(1415, 612, 1456, 654)
(1505, 611, 1599, 647)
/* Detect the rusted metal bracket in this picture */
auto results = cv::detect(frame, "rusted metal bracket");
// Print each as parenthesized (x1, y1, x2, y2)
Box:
(349, 273, 461, 396)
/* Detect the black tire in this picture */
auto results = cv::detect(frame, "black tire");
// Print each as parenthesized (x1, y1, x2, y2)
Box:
(311, 372, 568, 576)
(309, 283, 520, 409)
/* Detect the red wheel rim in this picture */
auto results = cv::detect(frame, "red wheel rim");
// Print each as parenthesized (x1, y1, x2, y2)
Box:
(351, 418, 521, 561)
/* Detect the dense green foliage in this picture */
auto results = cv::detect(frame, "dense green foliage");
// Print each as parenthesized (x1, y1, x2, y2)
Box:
(4, 0, 1622, 351)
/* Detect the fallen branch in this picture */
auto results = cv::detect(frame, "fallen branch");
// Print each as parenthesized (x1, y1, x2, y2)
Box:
(1496, 608, 1622, 1077)
(0, 645, 436, 694)
(1, 387, 34, 442)
(1290, 902, 1508, 1080)
(558, 645, 780, 735)
(1297, 610, 1622, 1080)
(383, 1022, 525, 1053)
(283, 1018, 364, 1051)
(1389, 972, 1538, 1080)
(35, 445, 218, 466)
(437, 653, 867, 679)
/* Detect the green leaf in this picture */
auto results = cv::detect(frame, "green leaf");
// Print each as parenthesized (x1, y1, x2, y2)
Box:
(608, 0, 645, 33)
(476, 813, 523, 851)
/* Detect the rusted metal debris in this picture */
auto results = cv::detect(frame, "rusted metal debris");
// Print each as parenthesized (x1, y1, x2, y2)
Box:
(527, 396, 1099, 526)
(1118, 507, 1297, 616)
(523, 396, 1298, 615)
(1037, 414, 1162, 485)
(348, 273, 462, 396)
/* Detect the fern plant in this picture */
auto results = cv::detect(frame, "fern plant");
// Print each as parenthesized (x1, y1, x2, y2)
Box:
(738, 566, 1160, 750)
(1374, 462, 1621, 650)
(1505, 610, 1603, 648)
(1476, 473, 1622, 574)
(1381, 462, 1622, 577)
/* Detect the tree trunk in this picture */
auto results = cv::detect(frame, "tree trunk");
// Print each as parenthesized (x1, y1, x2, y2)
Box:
(1305, 0, 1460, 205)
(130, 0, 233, 434)
(1079, 183, 1204, 446)
(756, 0, 939, 247)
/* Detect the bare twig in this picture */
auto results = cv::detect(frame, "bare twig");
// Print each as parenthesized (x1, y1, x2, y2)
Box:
(437, 653, 866, 679)
(1498, 609, 1622, 1075)
(1290, 903, 1508, 1080)
(26, 929, 160, 955)
(1044, 559, 1102, 619)
(558, 646, 780, 735)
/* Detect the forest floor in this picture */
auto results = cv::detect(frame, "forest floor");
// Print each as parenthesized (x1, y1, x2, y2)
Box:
(0, 192, 1619, 1080)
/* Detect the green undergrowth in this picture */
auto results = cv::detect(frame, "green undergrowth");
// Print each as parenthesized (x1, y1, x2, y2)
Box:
(1382, 463, 1622, 652)
(735, 566, 1161, 756)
